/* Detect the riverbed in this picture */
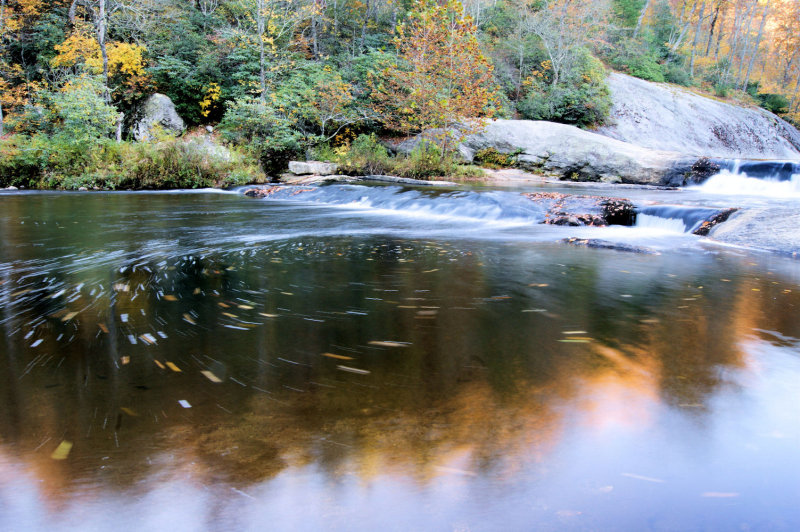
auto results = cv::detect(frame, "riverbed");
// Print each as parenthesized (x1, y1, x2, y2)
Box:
(1, 182, 799, 531)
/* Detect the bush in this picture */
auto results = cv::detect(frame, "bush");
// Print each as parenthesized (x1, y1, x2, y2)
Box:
(333, 134, 393, 175)
(758, 93, 790, 114)
(664, 63, 692, 86)
(218, 98, 306, 177)
(518, 48, 611, 127)
(473, 147, 522, 168)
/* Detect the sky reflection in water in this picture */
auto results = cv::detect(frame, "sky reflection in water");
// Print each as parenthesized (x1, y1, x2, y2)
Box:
(0, 190, 799, 531)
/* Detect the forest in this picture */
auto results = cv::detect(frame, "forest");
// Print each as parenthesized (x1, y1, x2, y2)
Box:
(1, 0, 799, 188)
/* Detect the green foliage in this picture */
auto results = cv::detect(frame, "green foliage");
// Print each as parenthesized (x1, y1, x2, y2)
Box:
(329, 134, 394, 176)
(518, 48, 611, 127)
(613, 0, 645, 28)
(46, 74, 119, 143)
(607, 37, 665, 82)
(219, 97, 306, 177)
(473, 147, 523, 168)
(664, 63, 692, 86)
(0, 134, 263, 189)
(393, 141, 483, 180)
(758, 93, 790, 114)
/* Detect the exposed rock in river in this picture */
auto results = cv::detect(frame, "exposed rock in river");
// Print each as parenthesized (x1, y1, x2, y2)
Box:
(523, 192, 636, 226)
(597, 73, 800, 159)
(708, 208, 800, 256)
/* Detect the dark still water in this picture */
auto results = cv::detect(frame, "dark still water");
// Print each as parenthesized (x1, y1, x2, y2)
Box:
(1, 188, 799, 531)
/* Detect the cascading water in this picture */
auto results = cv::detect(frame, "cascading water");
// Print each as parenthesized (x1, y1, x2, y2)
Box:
(635, 205, 726, 233)
(240, 184, 553, 225)
(696, 159, 800, 197)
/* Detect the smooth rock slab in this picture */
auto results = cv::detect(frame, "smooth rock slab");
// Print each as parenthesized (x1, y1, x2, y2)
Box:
(598, 73, 800, 159)
(288, 161, 339, 175)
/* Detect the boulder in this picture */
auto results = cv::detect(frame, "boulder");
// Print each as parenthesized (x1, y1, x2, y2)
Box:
(708, 208, 800, 256)
(597, 73, 800, 159)
(288, 161, 339, 175)
(398, 120, 696, 185)
(131, 94, 186, 141)
(523, 192, 636, 226)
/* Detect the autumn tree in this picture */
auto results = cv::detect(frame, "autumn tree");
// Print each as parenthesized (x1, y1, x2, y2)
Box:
(373, 0, 497, 142)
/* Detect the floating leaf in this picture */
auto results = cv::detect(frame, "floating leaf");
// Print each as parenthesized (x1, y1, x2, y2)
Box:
(201, 370, 222, 383)
(163, 295, 178, 301)
(62, 312, 78, 322)
(120, 407, 139, 417)
(238, 304, 254, 310)
(368, 341, 410, 348)
(120, 356, 130, 365)
(337, 365, 371, 375)
(182, 314, 196, 325)
(166, 362, 181, 373)
(51, 440, 73, 460)
(98, 323, 109, 333)
(154, 360, 165, 369)
(322, 352, 354, 360)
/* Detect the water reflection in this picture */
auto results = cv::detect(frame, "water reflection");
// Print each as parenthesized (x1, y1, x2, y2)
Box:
(1, 192, 799, 530)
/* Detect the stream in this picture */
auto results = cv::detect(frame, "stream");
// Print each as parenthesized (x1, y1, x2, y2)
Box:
(1, 167, 799, 531)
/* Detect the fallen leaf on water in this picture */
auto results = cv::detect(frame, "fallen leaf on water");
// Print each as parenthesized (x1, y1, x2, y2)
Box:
(218, 302, 230, 308)
(221, 312, 238, 318)
(154, 360, 165, 369)
(193, 288, 202, 295)
(139, 333, 157, 345)
(51, 441, 73, 460)
(163, 295, 178, 301)
(562, 330, 587, 335)
(368, 341, 410, 348)
(166, 362, 181, 373)
(120, 407, 139, 417)
(120, 356, 130, 365)
(62, 312, 78, 322)
(98, 323, 109, 333)
(322, 352, 354, 361)
(238, 304, 254, 310)
(337, 365, 371, 375)
(201, 370, 222, 383)
(259, 313, 278, 318)
(182, 314, 196, 325)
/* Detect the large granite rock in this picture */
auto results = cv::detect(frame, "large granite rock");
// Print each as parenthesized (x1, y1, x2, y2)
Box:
(131, 94, 186, 141)
(288, 161, 339, 175)
(398, 120, 696, 185)
(707, 208, 800, 256)
(597, 73, 800, 159)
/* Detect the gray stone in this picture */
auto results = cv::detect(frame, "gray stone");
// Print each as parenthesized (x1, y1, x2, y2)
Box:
(399, 120, 693, 185)
(131, 94, 186, 141)
(288, 161, 339, 175)
(708, 208, 800, 256)
(597, 73, 800, 159)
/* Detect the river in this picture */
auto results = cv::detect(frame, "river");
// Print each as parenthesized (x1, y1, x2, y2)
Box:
(1, 176, 799, 531)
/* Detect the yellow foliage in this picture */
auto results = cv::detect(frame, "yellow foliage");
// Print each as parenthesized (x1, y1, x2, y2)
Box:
(52, 27, 147, 77)
(200, 82, 222, 117)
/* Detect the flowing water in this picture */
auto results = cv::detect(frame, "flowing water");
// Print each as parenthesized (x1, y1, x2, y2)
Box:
(1, 181, 799, 531)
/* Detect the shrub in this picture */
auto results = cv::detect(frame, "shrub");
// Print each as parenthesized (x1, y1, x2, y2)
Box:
(473, 147, 522, 168)
(664, 63, 692, 86)
(518, 48, 611, 127)
(335, 134, 393, 175)
(758, 93, 789, 114)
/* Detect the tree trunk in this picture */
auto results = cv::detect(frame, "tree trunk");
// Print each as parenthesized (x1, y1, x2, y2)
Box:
(633, 0, 652, 38)
(97, 0, 110, 102)
(734, 1, 758, 84)
(257, 0, 266, 100)
(689, 1, 707, 77)
(713, 5, 726, 59)
(704, 3, 720, 56)
(0, 0, 5, 137)
(740, 4, 768, 91)
(359, 0, 370, 53)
